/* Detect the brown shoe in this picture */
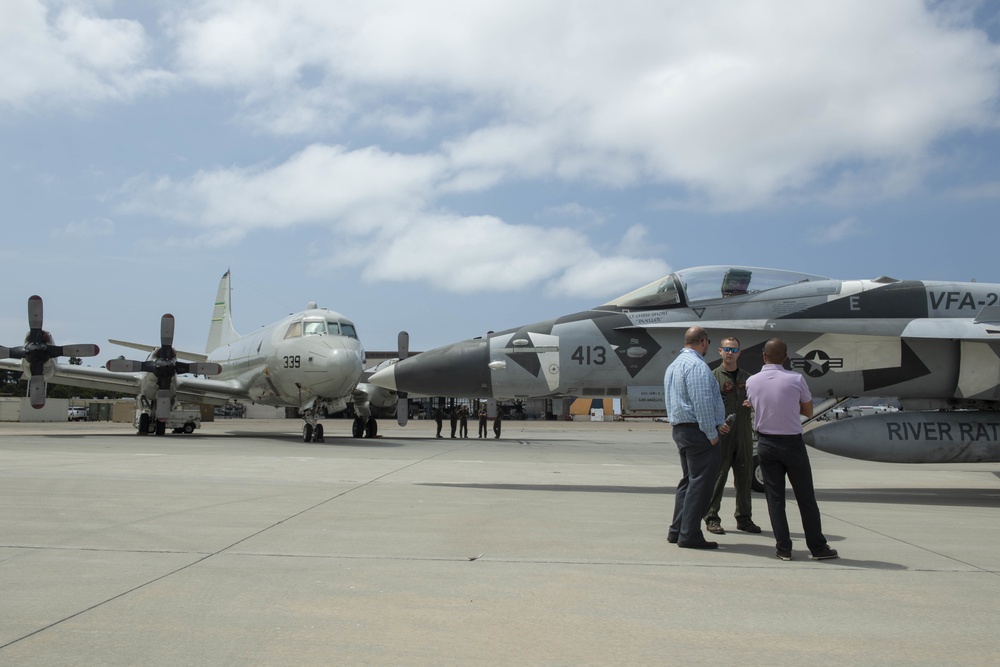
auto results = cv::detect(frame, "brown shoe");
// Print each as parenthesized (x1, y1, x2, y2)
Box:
(706, 522, 725, 535)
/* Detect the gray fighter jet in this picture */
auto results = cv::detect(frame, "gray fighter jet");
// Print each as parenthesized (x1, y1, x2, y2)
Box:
(370, 265, 1000, 464)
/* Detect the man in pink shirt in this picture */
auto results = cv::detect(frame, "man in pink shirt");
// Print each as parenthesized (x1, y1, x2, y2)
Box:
(746, 338, 839, 562)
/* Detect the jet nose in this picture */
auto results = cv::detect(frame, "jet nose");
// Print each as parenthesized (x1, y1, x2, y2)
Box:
(369, 339, 491, 397)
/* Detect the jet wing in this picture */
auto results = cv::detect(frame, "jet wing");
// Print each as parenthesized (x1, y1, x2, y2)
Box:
(630, 317, 1000, 341)
(0, 359, 246, 406)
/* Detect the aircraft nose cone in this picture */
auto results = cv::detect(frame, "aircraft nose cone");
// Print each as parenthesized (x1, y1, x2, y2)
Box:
(370, 339, 491, 397)
(368, 364, 397, 391)
(317, 342, 364, 394)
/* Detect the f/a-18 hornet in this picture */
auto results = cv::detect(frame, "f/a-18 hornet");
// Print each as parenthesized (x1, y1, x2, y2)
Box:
(1, 271, 392, 441)
(371, 265, 1000, 464)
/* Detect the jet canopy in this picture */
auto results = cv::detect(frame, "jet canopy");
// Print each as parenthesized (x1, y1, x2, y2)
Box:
(603, 265, 830, 310)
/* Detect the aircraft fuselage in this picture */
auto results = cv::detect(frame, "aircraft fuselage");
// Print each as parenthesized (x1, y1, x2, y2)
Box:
(377, 269, 1000, 408)
(209, 308, 365, 412)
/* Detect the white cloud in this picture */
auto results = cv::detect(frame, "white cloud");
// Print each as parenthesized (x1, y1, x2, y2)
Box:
(117, 144, 445, 236)
(115, 140, 668, 297)
(164, 0, 1000, 207)
(83, 1, 1000, 297)
(0, 0, 173, 110)
(331, 212, 668, 299)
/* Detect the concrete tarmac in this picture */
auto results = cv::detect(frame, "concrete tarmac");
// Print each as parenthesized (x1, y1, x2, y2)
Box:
(1, 418, 999, 665)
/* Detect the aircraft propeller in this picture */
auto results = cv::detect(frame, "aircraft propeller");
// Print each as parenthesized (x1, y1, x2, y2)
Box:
(0, 295, 100, 408)
(396, 330, 409, 427)
(106, 314, 222, 420)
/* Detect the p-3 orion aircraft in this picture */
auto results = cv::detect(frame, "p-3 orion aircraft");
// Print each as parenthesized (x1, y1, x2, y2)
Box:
(0, 271, 391, 441)
(371, 265, 1000, 464)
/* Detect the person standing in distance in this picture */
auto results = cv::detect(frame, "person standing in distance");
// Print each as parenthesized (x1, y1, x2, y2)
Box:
(478, 405, 488, 438)
(433, 406, 444, 438)
(746, 338, 839, 561)
(705, 337, 761, 535)
(664, 326, 729, 549)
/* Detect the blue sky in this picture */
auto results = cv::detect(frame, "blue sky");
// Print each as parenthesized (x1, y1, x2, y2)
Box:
(2, 0, 999, 364)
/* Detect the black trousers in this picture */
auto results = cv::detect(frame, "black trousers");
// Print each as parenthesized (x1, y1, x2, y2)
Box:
(757, 433, 828, 555)
(669, 425, 721, 544)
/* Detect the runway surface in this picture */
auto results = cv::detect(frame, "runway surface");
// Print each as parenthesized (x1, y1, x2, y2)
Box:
(2, 418, 999, 665)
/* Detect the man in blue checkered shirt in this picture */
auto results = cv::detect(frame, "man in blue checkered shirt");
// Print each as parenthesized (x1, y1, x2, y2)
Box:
(664, 326, 728, 549)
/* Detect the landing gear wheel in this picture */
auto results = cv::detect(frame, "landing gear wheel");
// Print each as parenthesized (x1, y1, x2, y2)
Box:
(364, 418, 378, 438)
(751, 454, 764, 493)
(303, 423, 313, 443)
(154, 420, 166, 436)
(352, 417, 364, 438)
(138, 412, 150, 435)
(314, 423, 324, 442)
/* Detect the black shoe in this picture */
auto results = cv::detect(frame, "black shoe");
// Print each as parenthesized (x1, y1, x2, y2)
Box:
(811, 546, 839, 560)
(706, 522, 725, 535)
(678, 540, 718, 549)
(737, 521, 762, 534)
(776, 550, 792, 561)
(667, 533, 678, 544)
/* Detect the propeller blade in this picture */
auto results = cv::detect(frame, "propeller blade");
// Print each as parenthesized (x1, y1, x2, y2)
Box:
(59, 344, 100, 358)
(28, 375, 46, 408)
(155, 389, 172, 420)
(396, 330, 410, 426)
(397, 396, 409, 427)
(0, 346, 14, 360)
(178, 362, 222, 376)
(397, 330, 409, 361)
(27, 295, 43, 331)
(106, 359, 144, 372)
(160, 314, 175, 354)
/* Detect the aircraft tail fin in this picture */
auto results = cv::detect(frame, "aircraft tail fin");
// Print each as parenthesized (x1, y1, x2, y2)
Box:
(206, 270, 240, 354)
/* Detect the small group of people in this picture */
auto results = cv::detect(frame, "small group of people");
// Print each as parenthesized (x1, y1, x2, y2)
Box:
(433, 405, 501, 439)
(664, 326, 839, 561)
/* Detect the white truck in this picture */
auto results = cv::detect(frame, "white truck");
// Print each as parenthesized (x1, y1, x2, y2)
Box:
(134, 406, 202, 435)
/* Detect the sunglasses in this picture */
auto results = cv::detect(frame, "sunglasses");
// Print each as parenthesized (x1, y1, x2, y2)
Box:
(721, 346, 740, 353)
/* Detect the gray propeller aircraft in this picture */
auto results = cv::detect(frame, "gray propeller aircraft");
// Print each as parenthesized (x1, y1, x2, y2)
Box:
(105, 313, 223, 435)
(0, 295, 101, 408)
(370, 264, 1000, 464)
(0, 271, 392, 441)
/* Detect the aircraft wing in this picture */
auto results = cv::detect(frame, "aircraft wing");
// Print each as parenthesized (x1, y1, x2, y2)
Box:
(108, 339, 211, 362)
(632, 317, 1000, 341)
(0, 359, 142, 395)
(0, 359, 245, 406)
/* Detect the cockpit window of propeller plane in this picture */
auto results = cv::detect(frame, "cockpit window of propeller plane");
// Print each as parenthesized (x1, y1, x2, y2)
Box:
(283, 318, 359, 339)
(303, 319, 326, 336)
(603, 265, 829, 310)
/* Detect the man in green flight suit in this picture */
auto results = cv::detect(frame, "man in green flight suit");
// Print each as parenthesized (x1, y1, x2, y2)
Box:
(705, 336, 762, 535)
